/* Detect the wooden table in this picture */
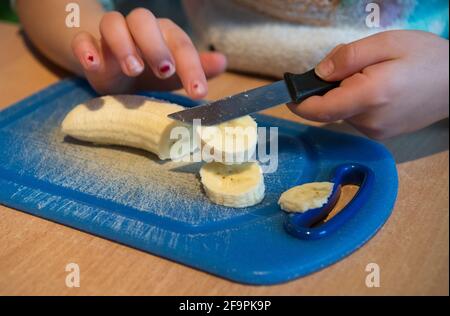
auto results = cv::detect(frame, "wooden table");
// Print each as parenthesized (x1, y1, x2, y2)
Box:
(0, 22, 448, 296)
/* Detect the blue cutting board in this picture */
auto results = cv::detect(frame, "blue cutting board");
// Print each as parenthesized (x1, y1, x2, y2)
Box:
(0, 78, 398, 285)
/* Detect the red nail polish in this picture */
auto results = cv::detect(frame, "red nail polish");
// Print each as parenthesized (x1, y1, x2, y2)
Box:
(192, 81, 206, 96)
(158, 62, 175, 78)
(82, 52, 99, 70)
(160, 64, 171, 73)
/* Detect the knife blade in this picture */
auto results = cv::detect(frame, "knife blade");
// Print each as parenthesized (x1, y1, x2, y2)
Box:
(168, 69, 340, 126)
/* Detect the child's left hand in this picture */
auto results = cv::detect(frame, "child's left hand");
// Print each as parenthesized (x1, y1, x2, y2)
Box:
(288, 30, 449, 139)
(71, 8, 227, 97)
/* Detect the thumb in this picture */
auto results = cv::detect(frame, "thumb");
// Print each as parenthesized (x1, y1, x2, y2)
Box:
(315, 32, 398, 81)
(199, 52, 228, 79)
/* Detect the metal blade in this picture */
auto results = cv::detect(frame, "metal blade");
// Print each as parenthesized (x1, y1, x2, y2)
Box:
(168, 80, 291, 125)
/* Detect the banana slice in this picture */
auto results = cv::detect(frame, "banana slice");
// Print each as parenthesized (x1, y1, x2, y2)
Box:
(200, 162, 265, 208)
(196, 116, 257, 165)
(278, 182, 335, 213)
(61, 95, 195, 160)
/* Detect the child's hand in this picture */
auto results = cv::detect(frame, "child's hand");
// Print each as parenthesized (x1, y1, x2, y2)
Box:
(288, 30, 449, 139)
(71, 8, 227, 98)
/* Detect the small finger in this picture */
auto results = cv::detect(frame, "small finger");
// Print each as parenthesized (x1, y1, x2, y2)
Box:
(159, 19, 207, 99)
(200, 52, 228, 79)
(126, 8, 176, 79)
(71, 31, 101, 73)
(100, 11, 145, 77)
(315, 31, 401, 81)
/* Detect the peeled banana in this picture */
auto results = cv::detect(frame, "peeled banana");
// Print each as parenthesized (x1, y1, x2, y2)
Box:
(62, 95, 265, 208)
(196, 116, 257, 165)
(199, 162, 265, 208)
(61, 95, 195, 160)
(278, 182, 334, 213)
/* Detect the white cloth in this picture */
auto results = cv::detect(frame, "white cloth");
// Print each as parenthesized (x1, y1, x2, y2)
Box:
(184, 0, 389, 78)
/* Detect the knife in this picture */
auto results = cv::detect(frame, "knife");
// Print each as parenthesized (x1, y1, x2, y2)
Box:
(168, 69, 340, 126)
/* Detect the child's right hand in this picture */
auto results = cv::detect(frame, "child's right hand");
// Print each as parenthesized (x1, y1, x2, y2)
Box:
(288, 30, 449, 139)
(71, 8, 227, 98)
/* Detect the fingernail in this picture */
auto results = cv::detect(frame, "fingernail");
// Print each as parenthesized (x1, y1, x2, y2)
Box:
(125, 55, 144, 75)
(158, 61, 175, 79)
(316, 59, 335, 79)
(81, 52, 100, 71)
(191, 81, 206, 97)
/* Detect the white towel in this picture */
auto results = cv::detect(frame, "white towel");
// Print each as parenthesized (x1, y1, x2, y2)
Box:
(184, 0, 395, 78)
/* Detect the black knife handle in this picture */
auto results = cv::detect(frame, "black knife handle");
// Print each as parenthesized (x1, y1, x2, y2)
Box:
(284, 69, 340, 103)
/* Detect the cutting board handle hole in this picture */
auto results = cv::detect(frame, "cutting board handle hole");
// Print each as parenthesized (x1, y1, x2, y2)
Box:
(312, 184, 360, 228)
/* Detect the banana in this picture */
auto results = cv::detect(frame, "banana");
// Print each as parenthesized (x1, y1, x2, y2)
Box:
(61, 95, 195, 160)
(196, 116, 257, 165)
(199, 162, 265, 208)
(278, 182, 334, 213)
(62, 95, 265, 208)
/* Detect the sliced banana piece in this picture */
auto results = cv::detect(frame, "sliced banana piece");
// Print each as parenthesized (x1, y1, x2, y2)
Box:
(196, 116, 257, 165)
(61, 95, 195, 160)
(278, 182, 335, 213)
(200, 162, 265, 208)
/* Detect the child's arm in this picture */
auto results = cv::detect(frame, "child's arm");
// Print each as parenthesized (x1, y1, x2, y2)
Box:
(16, 0, 105, 75)
(289, 30, 449, 139)
(16, 0, 227, 97)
